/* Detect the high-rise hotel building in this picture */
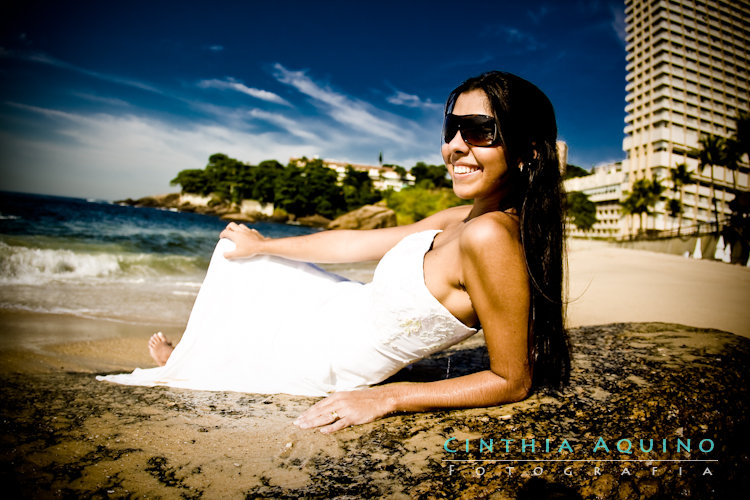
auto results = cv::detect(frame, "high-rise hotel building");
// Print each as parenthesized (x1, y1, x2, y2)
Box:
(623, 0, 749, 235)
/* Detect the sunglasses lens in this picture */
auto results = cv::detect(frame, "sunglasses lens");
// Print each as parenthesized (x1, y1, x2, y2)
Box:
(463, 121, 496, 146)
(443, 115, 459, 144)
(443, 114, 497, 146)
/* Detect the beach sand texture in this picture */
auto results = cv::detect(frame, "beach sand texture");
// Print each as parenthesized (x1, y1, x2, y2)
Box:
(1, 240, 749, 497)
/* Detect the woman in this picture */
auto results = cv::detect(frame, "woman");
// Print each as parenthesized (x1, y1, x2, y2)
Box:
(99, 71, 570, 433)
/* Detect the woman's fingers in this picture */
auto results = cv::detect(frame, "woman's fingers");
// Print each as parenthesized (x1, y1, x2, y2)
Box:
(318, 417, 351, 434)
(219, 223, 264, 259)
(293, 390, 388, 433)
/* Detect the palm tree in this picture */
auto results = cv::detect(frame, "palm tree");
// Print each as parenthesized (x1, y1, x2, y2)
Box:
(722, 138, 741, 197)
(670, 163, 694, 235)
(726, 111, 750, 194)
(667, 198, 682, 232)
(621, 176, 663, 237)
(649, 176, 666, 231)
(735, 111, 750, 163)
(696, 134, 724, 233)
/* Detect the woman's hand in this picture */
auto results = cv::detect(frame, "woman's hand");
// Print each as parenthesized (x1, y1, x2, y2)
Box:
(293, 387, 397, 433)
(219, 222, 266, 259)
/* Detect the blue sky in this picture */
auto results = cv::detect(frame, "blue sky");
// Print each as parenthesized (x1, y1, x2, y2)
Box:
(0, 0, 627, 200)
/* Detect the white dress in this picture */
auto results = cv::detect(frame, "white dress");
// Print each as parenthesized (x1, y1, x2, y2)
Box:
(98, 230, 477, 396)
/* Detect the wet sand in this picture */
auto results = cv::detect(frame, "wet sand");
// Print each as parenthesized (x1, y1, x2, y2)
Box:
(2, 241, 749, 497)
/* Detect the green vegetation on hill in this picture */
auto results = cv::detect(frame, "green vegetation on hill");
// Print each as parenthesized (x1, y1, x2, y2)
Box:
(566, 191, 597, 231)
(385, 187, 469, 225)
(562, 163, 591, 180)
(170, 153, 465, 223)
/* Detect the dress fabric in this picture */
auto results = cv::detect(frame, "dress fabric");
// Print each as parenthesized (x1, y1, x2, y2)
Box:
(97, 229, 476, 396)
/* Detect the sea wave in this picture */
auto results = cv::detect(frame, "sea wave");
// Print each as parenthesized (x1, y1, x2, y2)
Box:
(0, 241, 208, 285)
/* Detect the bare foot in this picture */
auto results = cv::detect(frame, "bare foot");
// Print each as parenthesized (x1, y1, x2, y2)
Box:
(148, 332, 174, 366)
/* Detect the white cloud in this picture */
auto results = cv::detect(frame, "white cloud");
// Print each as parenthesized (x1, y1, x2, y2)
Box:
(386, 90, 442, 110)
(71, 92, 131, 107)
(272, 64, 413, 144)
(207, 45, 224, 52)
(247, 109, 319, 141)
(1, 49, 163, 94)
(0, 103, 321, 199)
(197, 78, 291, 106)
(609, 3, 627, 45)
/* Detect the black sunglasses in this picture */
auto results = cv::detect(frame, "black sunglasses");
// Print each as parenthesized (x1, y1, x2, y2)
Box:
(442, 113, 499, 147)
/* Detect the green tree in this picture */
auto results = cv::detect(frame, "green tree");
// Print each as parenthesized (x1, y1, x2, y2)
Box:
(621, 176, 664, 236)
(384, 187, 468, 225)
(391, 165, 408, 181)
(562, 163, 591, 180)
(695, 134, 724, 232)
(170, 169, 211, 195)
(735, 110, 750, 163)
(411, 162, 451, 189)
(341, 166, 381, 211)
(670, 163, 693, 236)
(250, 160, 284, 203)
(722, 137, 742, 196)
(667, 198, 682, 232)
(274, 159, 344, 218)
(565, 191, 597, 232)
(200, 153, 251, 203)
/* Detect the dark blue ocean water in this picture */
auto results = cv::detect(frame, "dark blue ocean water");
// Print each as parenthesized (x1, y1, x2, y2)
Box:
(0, 191, 319, 324)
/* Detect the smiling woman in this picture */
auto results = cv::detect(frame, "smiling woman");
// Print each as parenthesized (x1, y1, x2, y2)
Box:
(98, 71, 571, 433)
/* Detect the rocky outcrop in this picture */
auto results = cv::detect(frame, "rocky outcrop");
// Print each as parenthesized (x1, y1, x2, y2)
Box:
(115, 193, 182, 209)
(116, 193, 285, 222)
(2, 322, 747, 498)
(116, 195, 398, 231)
(296, 214, 332, 228)
(328, 204, 397, 230)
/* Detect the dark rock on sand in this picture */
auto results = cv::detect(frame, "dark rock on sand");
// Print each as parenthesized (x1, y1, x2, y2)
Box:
(1, 322, 747, 498)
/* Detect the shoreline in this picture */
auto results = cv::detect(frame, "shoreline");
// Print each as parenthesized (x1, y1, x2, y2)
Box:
(0, 309, 185, 374)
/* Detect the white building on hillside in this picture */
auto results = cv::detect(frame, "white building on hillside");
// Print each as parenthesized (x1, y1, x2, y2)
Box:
(322, 160, 414, 191)
(289, 157, 415, 192)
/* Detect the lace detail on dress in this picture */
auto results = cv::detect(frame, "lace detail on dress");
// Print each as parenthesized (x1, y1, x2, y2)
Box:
(369, 230, 476, 361)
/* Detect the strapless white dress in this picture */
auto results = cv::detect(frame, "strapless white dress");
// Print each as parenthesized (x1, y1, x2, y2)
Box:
(98, 230, 476, 396)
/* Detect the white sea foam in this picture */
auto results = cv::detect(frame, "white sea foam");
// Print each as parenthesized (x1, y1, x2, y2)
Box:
(0, 242, 205, 285)
(0, 243, 119, 283)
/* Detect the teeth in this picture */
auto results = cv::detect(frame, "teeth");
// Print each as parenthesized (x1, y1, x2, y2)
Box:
(453, 165, 478, 174)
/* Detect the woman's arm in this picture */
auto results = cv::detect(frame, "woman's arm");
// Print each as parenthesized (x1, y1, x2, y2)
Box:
(294, 214, 532, 432)
(220, 205, 471, 263)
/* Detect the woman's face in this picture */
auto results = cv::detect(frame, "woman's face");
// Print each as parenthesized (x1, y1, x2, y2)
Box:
(441, 89, 515, 202)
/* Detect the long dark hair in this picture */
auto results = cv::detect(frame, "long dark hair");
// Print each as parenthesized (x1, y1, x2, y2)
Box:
(445, 71, 570, 390)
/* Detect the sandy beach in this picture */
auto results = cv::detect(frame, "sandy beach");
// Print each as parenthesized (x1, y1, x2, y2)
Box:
(2, 240, 749, 498)
(566, 239, 750, 338)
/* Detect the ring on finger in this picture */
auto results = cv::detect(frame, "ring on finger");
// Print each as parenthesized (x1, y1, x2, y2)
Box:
(331, 411, 340, 420)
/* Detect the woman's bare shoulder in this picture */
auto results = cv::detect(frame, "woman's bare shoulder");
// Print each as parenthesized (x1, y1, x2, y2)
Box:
(416, 204, 472, 230)
(459, 211, 521, 252)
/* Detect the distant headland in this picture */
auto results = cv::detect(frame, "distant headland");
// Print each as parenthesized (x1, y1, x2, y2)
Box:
(117, 153, 470, 230)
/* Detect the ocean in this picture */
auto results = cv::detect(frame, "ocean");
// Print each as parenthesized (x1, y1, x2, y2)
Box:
(0, 191, 322, 326)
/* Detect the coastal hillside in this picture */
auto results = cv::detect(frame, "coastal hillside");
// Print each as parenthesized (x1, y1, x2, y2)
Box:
(120, 153, 470, 228)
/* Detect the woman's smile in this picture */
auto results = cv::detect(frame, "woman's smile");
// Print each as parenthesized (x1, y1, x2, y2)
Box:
(452, 164, 481, 176)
